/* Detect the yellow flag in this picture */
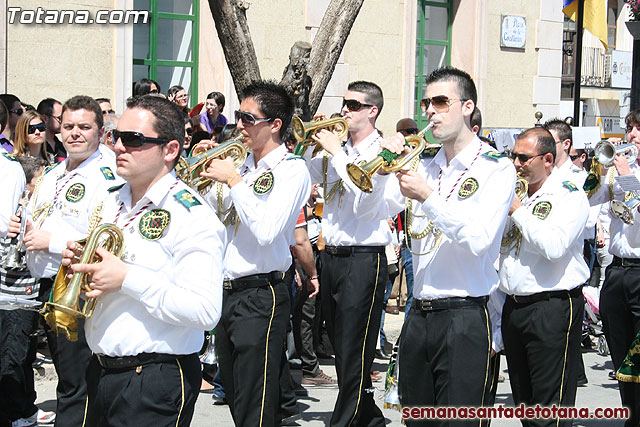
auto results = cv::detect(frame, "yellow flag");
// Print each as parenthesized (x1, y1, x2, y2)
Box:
(563, 0, 608, 49)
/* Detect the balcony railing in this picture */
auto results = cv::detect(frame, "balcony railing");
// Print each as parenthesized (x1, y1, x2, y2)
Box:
(562, 45, 611, 88)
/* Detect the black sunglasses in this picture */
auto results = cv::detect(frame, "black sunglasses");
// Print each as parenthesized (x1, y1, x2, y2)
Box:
(234, 110, 274, 126)
(102, 109, 115, 115)
(421, 96, 467, 112)
(9, 108, 23, 116)
(569, 154, 580, 161)
(342, 98, 374, 112)
(185, 127, 194, 136)
(509, 152, 546, 163)
(28, 123, 46, 134)
(112, 130, 171, 147)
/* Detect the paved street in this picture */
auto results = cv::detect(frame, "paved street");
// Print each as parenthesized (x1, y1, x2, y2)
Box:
(33, 309, 627, 426)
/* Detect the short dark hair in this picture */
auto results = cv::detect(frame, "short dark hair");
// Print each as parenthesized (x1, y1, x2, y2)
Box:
(167, 85, 185, 98)
(17, 155, 47, 183)
(425, 66, 478, 106)
(133, 78, 161, 97)
(62, 96, 104, 129)
(517, 127, 556, 163)
(0, 94, 21, 112)
(95, 97, 111, 104)
(206, 91, 225, 108)
(625, 109, 640, 130)
(0, 100, 7, 134)
(37, 98, 61, 117)
(543, 118, 572, 146)
(239, 80, 294, 140)
(126, 95, 185, 167)
(470, 107, 482, 132)
(347, 81, 384, 117)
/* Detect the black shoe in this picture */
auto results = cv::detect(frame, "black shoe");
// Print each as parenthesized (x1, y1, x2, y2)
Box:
(212, 393, 227, 405)
(609, 370, 617, 380)
(315, 347, 333, 360)
(577, 376, 588, 387)
(375, 349, 390, 360)
(280, 412, 301, 426)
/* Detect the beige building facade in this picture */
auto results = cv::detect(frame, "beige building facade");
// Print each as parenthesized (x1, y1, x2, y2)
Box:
(0, 0, 633, 138)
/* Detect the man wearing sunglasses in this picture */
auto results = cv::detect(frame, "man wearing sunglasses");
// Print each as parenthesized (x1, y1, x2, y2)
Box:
(60, 95, 225, 427)
(300, 80, 389, 426)
(496, 127, 588, 427)
(7, 95, 120, 427)
(356, 67, 516, 421)
(0, 94, 25, 151)
(200, 80, 311, 426)
(37, 97, 67, 162)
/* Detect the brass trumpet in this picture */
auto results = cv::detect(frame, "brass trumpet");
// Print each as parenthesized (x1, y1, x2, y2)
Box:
(292, 116, 348, 157)
(176, 138, 247, 195)
(347, 122, 434, 193)
(515, 174, 528, 200)
(594, 140, 639, 167)
(42, 224, 124, 342)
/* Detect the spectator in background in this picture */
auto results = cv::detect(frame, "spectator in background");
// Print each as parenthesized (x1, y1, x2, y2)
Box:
(0, 100, 9, 153)
(0, 94, 25, 150)
(101, 114, 119, 151)
(13, 110, 51, 165)
(168, 85, 190, 116)
(471, 107, 482, 135)
(194, 92, 227, 134)
(132, 78, 161, 97)
(95, 98, 114, 115)
(37, 98, 66, 161)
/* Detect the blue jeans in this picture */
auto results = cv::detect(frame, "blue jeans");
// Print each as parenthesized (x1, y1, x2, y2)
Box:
(380, 269, 397, 348)
(401, 247, 414, 320)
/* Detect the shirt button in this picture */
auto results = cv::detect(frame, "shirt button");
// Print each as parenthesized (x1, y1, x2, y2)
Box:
(131, 254, 136, 262)
(129, 226, 134, 233)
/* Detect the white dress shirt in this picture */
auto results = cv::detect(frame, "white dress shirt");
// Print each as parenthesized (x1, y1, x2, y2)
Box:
(356, 137, 515, 299)
(86, 172, 226, 356)
(205, 144, 311, 279)
(26, 145, 122, 279)
(499, 168, 590, 296)
(0, 154, 25, 237)
(589, 162, 640, 258)
(555, 159, 588, 188)
(303, 130, 392, 246)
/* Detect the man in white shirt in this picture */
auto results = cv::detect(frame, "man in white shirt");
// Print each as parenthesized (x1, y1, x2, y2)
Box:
(589, 109, 640, 426)
(202, 80, 311, 426)
(305, 80, 389, 426)
(498, 127, 589, 427)
(9, 95, 118, 427)
(61, 95, 225, 426)
(370, 67, 515, 423)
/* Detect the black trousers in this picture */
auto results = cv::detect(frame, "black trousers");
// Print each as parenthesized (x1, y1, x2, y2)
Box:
(293, 277, 319, 377)
(600, 262, 640, 427)
(217, 278, 291, 427)
(0, 308, 39, 422)
(320, 250, 386, 427)
(39, 276, 92, 427)
(85, 353, 200, 427)
(502, 291, 583, 427)
(399, 302, 492, 427)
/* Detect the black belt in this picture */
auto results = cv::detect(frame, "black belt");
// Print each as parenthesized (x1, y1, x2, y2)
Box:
(324, 245, 385, 256)
(611, 256, 640, 267)
(508, 286, 582, 305)
(223, 271, 285, 291)
(412, 296, 488, 312)
(96, 352, 192, 370)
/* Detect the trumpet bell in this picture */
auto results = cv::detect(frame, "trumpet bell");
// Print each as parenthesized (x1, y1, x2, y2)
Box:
(292, 116, 348, 157)
(175, 139, 247, 195)
(42, 224, 125, 342)
(610, 198, 640, 225)
(347, 135, 427, 193)
(515, 175, 528, 200)
(594, 141, 638, 167)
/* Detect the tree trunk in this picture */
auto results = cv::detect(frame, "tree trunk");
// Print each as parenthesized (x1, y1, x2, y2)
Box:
(308, 0, 365, 114)
(281, 41, 313, 121)
(207, 0, 261, 96)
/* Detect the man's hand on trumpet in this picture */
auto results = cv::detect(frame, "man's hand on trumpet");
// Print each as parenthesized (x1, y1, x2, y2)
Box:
(311, 129, 342, 156)
(201, 157, 241, 188)
(61, 242, 129, 298)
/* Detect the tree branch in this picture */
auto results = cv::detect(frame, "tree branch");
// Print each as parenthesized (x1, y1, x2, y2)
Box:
(208, 0, 261, 97)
